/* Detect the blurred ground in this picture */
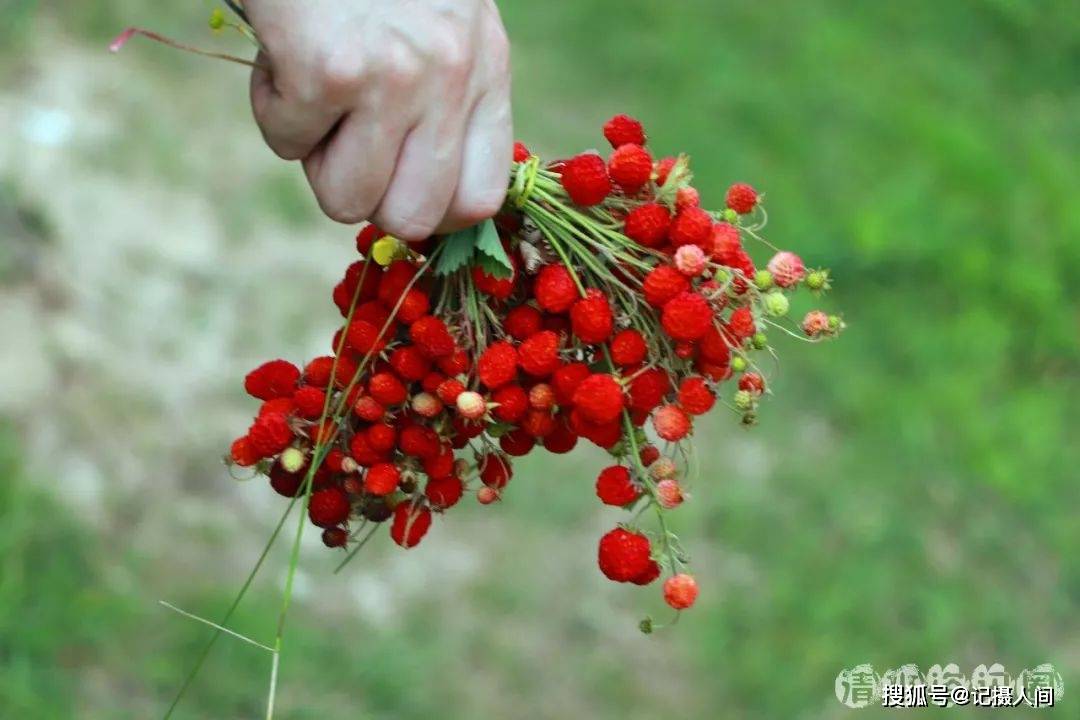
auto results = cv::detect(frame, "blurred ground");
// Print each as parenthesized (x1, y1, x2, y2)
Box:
(1, 1, 1078, 718)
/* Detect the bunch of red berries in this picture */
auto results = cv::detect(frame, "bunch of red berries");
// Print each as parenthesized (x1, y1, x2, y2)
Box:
(229, 115, 841, 620)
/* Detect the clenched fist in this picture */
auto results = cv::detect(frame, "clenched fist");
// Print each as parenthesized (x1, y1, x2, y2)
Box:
(245, 0, 512, 239)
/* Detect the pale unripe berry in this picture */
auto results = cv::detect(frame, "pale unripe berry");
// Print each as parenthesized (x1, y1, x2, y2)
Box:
(753, 270, 774, 290)
(411, 392, 443, 418)
(656, 479, 684, 509)
(733, 389, 754, 411)
(674, 245, 707, 277)
(731, 356, 748, 373)
(456, 391, 487, 419)
(477, 486, 500, 504)
(280, 447, 306, 473)
(763, 290, 790, 317)
(649, 456, 677, 481)
(528, 383, 555, 410)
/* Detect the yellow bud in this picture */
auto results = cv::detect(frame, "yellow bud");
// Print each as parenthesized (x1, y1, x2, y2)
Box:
(372, 235, 402, 266)
(209, 8, 226, 30)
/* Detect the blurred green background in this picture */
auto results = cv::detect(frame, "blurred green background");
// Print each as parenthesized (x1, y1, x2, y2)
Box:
(1, 1, 1077, 718)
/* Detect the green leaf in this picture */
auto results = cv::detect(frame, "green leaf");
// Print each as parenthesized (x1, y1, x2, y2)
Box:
(475, 251, 514, 279)
(434, 225, 479, 276)
(473, 218, 512, 273)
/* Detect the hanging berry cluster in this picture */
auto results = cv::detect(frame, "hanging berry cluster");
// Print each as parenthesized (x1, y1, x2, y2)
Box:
(229, 115, 842, 621)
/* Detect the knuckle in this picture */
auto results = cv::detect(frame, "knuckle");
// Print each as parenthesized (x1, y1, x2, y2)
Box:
(454, 188, 506, 224)
(315, 48, 366, 100)
(378, 212, 436, 242)
(319, 194, 366, 225)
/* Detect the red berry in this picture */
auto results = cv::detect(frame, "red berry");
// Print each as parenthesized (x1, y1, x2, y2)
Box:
(572, 373, 625, 424)
(353, 395, 385, 422)
(355, 224, 382, 255)
(477, 341, 519, 389)
(542, 414, 579, 454)
(480, 454, 513, 489)
(623, 203, 671, 248)
(426, 475, 464, 509)
(534, 265, 578, 314)
(607, 144, 653, 194)
(726, 307, 756, 341)
(669, 206, 713, 249)
(699, 325, 732, 365)
(675, 186, 700, 210)
(499, 428, 536, 457)
(308, 487, 350, 528)
(368, 372, 408, 406)
(677, 376, 715, 415)
(247, 412, 294, 458)
(399, 424, 441, 460)
(302, 356, 335, 389)
(627, 368, 671, 413)
(653, 404, 691, 441)
(663, 573, 699, 610)
(597, 527, 652, 583)
(551, 362, 591, 406)
(602, 114, 646, 149)
(409, 315, 456, 358)
(366, 423, 397, 454)
(436, 378, 466, 405)
(643, 265, 690, 307)
(738, 372, 766, 394)
(389, 345, 431, 382)
(656, 478, 684, 509)
(346, 319, 388, 356)
(518, 330, 561, 377)
(321, 526, 349, 548)
(364, 462, 400, 496)
(492, 384, 529, 423)
(630, 560, 661, 586)
(528, 383, 555, 410)
(766, 251, 806, 288)
(244, 360, 300, 401)
(390, 503, 432, 548)
(639, 444, 661, 467)
(610, 329, 648, 367)
(661, 292, 712, 341)
(725, 183, 758, 214)
(595, 465, 641, 506)
(504, 304, 544, 341)
(654, 156, 677, 185)
(230, 436, 261, 467)
(292, 386, 327, 420)
(472, 263, 516, 300)
(422, 444, 455, 479)
(570, 290, 614, 344)
(349, 432, 386, 467)
(521, 408, 556, 438)
(512, 141, 531, 162)
(560, 153, 611, 206)
(437, 348, 470, 376)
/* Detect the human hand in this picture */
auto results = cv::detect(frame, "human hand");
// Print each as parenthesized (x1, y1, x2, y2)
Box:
(245, 0, 512, 239)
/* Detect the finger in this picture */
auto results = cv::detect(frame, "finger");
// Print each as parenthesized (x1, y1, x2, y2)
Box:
(303, 110, 407, 225)
(437, 81, 513, 234)
(250, 55, 343, 161)
(373, 106, 468, 241)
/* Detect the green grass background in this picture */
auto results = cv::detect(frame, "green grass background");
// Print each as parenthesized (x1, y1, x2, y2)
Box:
(1, 1, 1078, 717)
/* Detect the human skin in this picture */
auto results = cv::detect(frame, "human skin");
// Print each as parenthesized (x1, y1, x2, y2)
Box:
(244, 0, 512, 239)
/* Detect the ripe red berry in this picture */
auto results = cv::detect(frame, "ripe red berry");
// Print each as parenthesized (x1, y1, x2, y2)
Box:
(472, 263, 516, 300)
(244, 359, 301, 401)
(654, 156, 677, 185)
(437, 348, 470, 376)
(390, 503, 432, 548)
(602, 114, 646, 148)
(608, 144, 653, 194)
(353, 395, 385, 422)
(542, 414, 579, 454)
(368, 372, 408, 406)
(551, 362, 591, 406)
(512, 141, 531, 162)
(395, 288, 431, 324)
(302, 356, 335, 389)
(518, 330, 562, 377)
(653, 404, 691, 441)
(643, 265, 690, 307)
(436, 377, 466, 405)
(663, 573, 699, 610)
(595, 465, 641, 506)
(597, 527, 653, 583)
(399, 424, 441, 460)
(521, 408, 556, 438)
(349, 432, 386, 467)
(499, 428, 536, 456)
(478, 341, 519, 389)
(364, 462, 400, 496)
(639, 444, 660, 467)
(661, 292, 712, 341)
(725, 183, 758, 214)
(422, 444, 455, 479)
(480, 453, 513, 489)
(699, 325, 732, 366)
(677, 376, 716, 415)
(630, 560, 661, 586)
(492, 384, 529, 423)
(308, 487, 350, 528)
(346, 319, 387, 356)
(534, 265, 578, 314)
(572, 373, 625, 424)
(366, 423, 397, 454)
(726, 307, 756, 341)
(623, 203, 671, 248)
(669, 206, 714, 249)
(247, 412, 294, 458)
(569, 290, 614, 344)
(504, 304, 544, 341)
(355, 224, 382, 256)
(389, 346, 431, 382)
(610, 329, 648, 367)
(292, 386, 327, 420)
(409, 315, 456, 358)
(627, 368, 671, 413)
(560, 153, 611, 206)
(426, 475, 464, 509)
(230, 436, 261, 467)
